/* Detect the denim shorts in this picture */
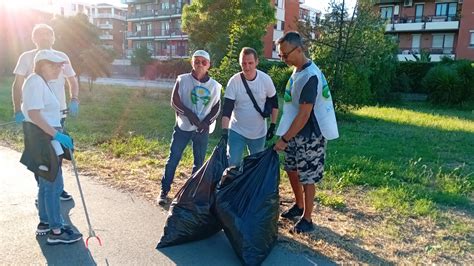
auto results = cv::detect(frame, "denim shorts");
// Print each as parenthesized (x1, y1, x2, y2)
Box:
(284, 133, 327, 184)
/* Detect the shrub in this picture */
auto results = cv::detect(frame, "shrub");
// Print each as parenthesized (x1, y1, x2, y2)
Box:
(154, 59, 192, 79)
(422, 62, 473, 105)
(258, 59, 286, 74)
(395, 62, 437, 93)
(267, 66, 292, 95)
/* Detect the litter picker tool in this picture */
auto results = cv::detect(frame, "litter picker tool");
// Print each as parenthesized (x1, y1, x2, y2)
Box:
(69, 148, 102, 248)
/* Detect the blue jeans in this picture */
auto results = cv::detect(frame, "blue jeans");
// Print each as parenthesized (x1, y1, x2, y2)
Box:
(161, 125, 209, 193)
(227, 129, 266, 167)
(38, 161, 64, 230)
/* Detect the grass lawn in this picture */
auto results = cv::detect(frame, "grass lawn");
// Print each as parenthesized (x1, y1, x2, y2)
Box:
(0, 76, 472, 263)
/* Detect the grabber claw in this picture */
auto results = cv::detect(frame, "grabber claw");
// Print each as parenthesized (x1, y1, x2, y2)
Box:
(86, 235, 102, 248)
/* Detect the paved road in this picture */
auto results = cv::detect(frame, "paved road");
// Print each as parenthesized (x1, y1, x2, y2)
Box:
(85, 77, 174, 89)
(0, 146, 333, 265)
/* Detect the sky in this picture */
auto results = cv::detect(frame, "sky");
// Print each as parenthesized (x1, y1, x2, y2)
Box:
(306, 0, 357, 12)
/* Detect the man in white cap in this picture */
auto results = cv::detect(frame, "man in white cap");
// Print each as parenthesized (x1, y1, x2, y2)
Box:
(157, 50, 222, 205)
(12, 23, 79, 202)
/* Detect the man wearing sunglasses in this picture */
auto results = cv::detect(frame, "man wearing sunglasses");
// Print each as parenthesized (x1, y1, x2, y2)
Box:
(274, 32, 339, 234)
(157, 50, 222, 205)
(221, 47, 279, 167)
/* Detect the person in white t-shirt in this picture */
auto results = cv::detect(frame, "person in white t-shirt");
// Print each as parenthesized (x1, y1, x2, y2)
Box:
(12, 23, 79, 201)
(21, 49, 82, 244)
(157, 50, 222, 205)
(221, 47, 279, 167)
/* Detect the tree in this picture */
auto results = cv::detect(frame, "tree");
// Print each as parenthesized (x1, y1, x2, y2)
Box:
(182, 0, 275, 65)
(131, 45, 153, 76)
(308, 0, 398, 110)
(51, 14, 115, 88)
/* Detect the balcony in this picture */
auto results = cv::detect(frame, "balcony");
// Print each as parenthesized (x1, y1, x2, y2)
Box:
(99, 34, 114, 40)
(98, 24, 113, 29)
(373, 0, 403, 3)
(127, 8, 183, 21)
(385, 15, 459, 32)
(94, 13, 126, 21)
(397, 47, 455, 62)
(126, 28, 188, 40)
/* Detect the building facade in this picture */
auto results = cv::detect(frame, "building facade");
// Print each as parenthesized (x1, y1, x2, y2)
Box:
(263, 0, 301, 59)
(373, 0, 473, 61)
(122, 0, 190, 60)
(34, 1, 127, 57)
(89, 4, 128, 57)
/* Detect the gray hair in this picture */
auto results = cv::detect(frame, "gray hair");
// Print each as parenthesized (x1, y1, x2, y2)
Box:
(276, 31, 304, 48)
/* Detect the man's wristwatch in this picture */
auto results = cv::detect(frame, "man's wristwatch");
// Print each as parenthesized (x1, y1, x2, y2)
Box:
(281, 136, 289, 144)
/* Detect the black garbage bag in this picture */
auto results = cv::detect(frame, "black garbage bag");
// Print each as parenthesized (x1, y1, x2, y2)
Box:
(215, 148, 280, 266)
(156, 138, 228, 248)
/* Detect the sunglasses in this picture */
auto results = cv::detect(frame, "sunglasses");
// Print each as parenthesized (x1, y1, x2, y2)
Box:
(193, 59, 208, 66)
(278, 46, 298, 59)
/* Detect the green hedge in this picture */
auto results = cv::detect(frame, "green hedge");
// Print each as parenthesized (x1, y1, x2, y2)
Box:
(422, 60, 474, 105)
(394, 62, 438, 93)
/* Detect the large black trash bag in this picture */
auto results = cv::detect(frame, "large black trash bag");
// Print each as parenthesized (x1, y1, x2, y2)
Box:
(156, 138, 228, 248)
(215, 148, 280, 266)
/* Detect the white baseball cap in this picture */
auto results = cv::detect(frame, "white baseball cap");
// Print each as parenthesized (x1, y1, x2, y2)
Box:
(34, 50, 66, 64)
(192, 50, 210, 61)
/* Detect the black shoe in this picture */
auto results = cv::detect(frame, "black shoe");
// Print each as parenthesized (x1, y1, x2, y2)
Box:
(36, 222, 50, 236)
(47, 228, 83, 245)
(157, 190, 168, 205)
(281, 203, 304, 219)
(291, 218, 314, 234)
(60, 191, 72, 201)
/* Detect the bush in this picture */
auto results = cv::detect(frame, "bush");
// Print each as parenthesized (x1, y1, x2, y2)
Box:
(392, 72, 412, 93)
(267, 66, 292, 95)
(209, 56, 240, 90)
(395, 62, 437, 93)
(422, 65, 463, 105)
(154, 59, 192, 79)
(258, 59, 286, 74)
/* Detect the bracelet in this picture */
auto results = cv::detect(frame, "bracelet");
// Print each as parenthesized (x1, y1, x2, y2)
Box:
(281, 136, 289, 143)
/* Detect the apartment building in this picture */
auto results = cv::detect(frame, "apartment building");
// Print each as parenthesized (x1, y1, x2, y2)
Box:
(122, 0, 190, 60)
(263, 0, 300, 59)
(374, 0, 473, 61)
(34, 1, 127, 57)
(89, 3, 127, 57)
(123, 0, 311, 60)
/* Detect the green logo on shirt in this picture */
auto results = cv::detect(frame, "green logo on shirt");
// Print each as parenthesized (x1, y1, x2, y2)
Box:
(284, 77, 293, 102)
(191, 86, 211, 106)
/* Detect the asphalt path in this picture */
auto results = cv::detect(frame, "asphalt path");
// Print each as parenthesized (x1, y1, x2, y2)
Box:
(0, 145, 333, 265)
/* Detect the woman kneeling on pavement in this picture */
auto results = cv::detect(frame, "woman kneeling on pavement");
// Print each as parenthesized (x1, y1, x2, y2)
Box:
(20, 50, 82, 245)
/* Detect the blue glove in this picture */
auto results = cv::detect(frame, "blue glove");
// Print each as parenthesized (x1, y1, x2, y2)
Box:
(68, 99, 79, 117)
(15, 112, 25, 124)
(54, 132, 74, 149)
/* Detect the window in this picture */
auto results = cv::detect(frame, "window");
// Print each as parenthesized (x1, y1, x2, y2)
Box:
(470, 32, 474, 47)
(281, 21, 285, 31)
(435, 2, 457, 20)
(432, 34, 454, 54)
(415, 4, 424, 22)
(380, 6, 393, 20)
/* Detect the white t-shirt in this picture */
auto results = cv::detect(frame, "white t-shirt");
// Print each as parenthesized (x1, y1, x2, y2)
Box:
(224, 70, 276, 139)
(21, 74, 62, 128)
(175, 73, 222, 133)
(13, 49, 76, 112)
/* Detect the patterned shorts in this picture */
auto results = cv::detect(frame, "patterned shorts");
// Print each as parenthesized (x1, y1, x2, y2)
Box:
(284, 133, 327, 185)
